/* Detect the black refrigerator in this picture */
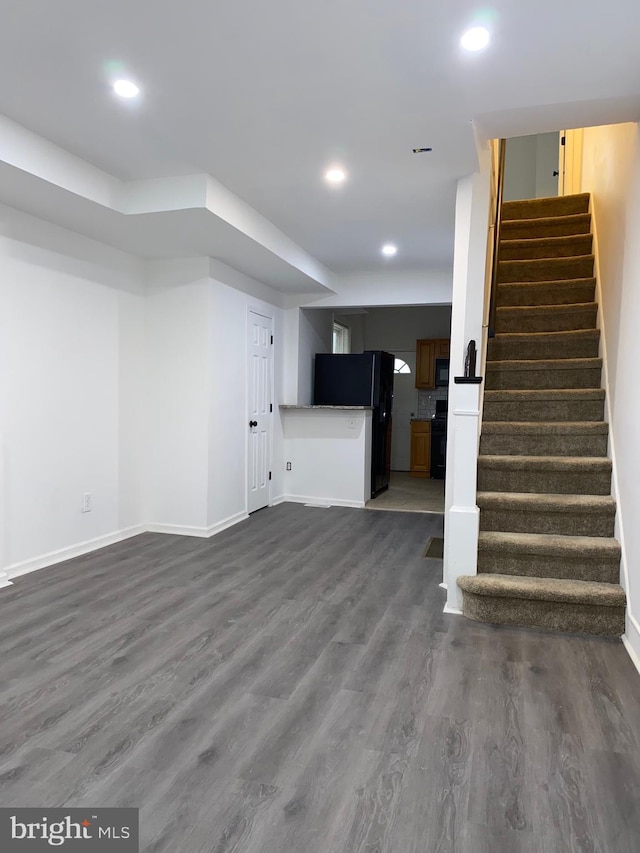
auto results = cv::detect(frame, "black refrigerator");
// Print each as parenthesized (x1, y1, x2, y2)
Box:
(313, 351, 394, 498)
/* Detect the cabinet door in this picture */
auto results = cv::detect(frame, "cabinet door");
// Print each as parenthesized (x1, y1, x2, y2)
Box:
(435, 339, 450, 358)
(410, 422, 431, 477)
(415, 340, 436, 389)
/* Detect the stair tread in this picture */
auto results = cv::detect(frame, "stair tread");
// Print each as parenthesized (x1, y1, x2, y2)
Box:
(457, 573, 625, 607)
(496, 301, 597, 313)
(492, 329, 599, 340)
(501, 212, 590, 228)
(477, 491, 616, 510)
(498, 277, 595, 287)
(484, 388, 605, 401)
(500, 235, 592, 249)
(502, 194, 591, 221)
(486, 357, 601, 370)
(482, 420, 608, 434)
(478, 530, 621, 557)
(478, 455, 611, 471)
(499, 255, 595, 264)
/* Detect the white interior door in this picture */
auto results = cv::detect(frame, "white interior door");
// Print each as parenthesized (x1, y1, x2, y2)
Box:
(247, 310, 273, 513)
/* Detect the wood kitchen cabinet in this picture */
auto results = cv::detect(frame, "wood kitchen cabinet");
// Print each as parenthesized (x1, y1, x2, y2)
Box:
(410, 420, 431, 477)
(415, 338, 450, 388)
(415, 340, 436, 389)
(435, 339, 450, 358)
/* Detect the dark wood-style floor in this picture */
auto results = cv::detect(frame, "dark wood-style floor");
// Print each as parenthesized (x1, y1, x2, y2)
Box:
(1, 504, 640, 852)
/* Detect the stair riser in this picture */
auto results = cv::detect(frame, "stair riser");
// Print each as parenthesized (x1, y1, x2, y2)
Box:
(486, 367, 601, 391)
(480, 508, 615, 537)
(495, 306, 597, 333)
(502, 195, 590, 220)
(483, 400, 604, 421)
(499, 236, 592, 261)
(480, 433, 608, 457)
(477, 467, 611, 495)
(498, 257, 594, 283)
(488, 337, 599, 360)
(477, 552, 620, 584)
(501, 216, 591, 240)
(496, 281, 596, 307)
(461, 591, 624, 636)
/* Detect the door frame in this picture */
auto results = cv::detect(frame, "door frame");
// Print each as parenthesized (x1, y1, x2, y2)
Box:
(246, 306, 275, 513)
(559, 128, 584, 196)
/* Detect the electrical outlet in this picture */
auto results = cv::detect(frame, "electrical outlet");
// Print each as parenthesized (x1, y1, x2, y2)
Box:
(286, 462, 292, 471)
(82, 493, 93, 513)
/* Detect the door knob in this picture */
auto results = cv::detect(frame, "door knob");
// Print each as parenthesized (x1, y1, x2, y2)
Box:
(553, 170, 559, 176)
(249, 420, 258, 428)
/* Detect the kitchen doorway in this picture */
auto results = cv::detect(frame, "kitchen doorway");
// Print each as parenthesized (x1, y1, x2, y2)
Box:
(365, 472, 444, 514)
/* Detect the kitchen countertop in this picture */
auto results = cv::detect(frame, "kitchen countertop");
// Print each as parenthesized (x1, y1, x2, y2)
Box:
(280, 404, 374, 410)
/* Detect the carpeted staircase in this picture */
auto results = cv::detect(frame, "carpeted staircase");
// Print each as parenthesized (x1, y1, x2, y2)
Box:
(457, 193, 626, 636)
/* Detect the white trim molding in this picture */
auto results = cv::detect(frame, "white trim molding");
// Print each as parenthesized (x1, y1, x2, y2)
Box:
(590, 199, 637, 670)
(623, 620, 640, 676)
(282, 494, 364, 509)
(2, 510, 252, 587)
(147, 511, 249, 539)
(6, 524, 146, 580)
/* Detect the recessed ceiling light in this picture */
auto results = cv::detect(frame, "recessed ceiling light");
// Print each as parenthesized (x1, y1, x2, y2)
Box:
(460, 26, 490, 52)
(381, 244, 398, 257)
(325, 167, 346, 184)
(113, 79, 140, 98)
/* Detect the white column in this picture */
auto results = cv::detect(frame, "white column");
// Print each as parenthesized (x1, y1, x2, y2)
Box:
(444, 382, 481, 612)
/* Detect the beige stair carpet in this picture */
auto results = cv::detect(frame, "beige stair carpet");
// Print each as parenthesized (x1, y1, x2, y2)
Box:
(457, 193, 625, 636)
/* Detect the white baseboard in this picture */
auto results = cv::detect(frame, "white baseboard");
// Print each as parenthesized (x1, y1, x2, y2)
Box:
(443, 604, 463, 616)
(269, 494, 286, 507)
(282, 494, 365, 509)
(6, 524, 146, 580)
(207, 511, 249, 536)
(439, 582, 448, 590)
(623, 613, 640, 676)
(3, 510, 252, 585)
(147, 511, 249, 539)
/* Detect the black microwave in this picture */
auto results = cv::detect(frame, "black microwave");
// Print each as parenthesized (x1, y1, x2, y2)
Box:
(435, 358, 450, 386)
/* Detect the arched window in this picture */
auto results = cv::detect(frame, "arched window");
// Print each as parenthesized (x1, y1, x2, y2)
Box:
(394, 358, 411, 374)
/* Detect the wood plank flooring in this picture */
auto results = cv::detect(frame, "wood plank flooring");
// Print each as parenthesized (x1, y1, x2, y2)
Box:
(1, 503, 640, 852)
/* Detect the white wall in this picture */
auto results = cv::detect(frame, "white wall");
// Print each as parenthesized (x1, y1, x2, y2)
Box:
(535, 132, 560, 199)
(281, 408, 372, 507)
(0, 203, 145, 576)
(580, 121, 640, 668)
(291, 308, 333, 405)
(145, 260, 286, 535)
(503, 135, 538, 202)
(208, 279, 285, 526)
(300, 268, 452, 308)
(503, 133, 559, 201)
(144, 264, 212, 532)
(341, 313, 366, 353)
(362, 306, 451, 349)
(0, 205, 288, 580)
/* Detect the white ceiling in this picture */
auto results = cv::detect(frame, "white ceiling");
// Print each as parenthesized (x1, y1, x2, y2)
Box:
(1, 0, 640, 288)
